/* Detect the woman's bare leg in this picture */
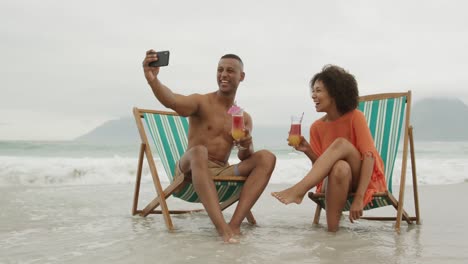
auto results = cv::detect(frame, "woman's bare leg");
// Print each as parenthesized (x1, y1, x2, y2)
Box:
(271, 138, 362, 204)
(325, 160, 352, 232)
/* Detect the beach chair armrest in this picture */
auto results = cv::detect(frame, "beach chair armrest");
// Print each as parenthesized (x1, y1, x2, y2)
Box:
(213, 176, 247, 182)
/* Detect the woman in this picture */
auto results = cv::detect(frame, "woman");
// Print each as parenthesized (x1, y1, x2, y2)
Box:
(272, 65, 387, 231)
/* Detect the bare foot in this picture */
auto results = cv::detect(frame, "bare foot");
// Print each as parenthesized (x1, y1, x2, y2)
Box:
(271, 187, 304, 204)
(218, 225, 239, 244)
(224, 236, 239, 244)
(228, 223, 241, 236)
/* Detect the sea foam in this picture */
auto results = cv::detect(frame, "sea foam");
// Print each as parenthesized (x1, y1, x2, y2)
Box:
(1, 153, 467, 187)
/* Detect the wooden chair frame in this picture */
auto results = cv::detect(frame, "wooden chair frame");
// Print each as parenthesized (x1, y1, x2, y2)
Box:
(131, 108, 255, 230)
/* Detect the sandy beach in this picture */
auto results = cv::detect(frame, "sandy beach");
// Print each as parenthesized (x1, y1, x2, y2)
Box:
(1, 182, 467, 264)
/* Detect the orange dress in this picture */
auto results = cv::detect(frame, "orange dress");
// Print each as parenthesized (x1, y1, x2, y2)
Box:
(310, 109, 387, 207)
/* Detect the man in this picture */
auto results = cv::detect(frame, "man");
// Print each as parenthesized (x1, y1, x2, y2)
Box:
(142, 50, 276, 243)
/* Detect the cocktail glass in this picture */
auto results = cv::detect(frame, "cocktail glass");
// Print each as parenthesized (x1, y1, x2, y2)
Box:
(231, 111, 246, 150)
(288, 115, 302, 148)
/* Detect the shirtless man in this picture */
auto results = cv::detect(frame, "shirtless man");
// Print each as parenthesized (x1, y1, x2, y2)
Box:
(142, 50, 276, 243)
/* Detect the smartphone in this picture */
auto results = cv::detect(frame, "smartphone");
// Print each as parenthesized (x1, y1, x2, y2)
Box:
(149, 50, 170, 67)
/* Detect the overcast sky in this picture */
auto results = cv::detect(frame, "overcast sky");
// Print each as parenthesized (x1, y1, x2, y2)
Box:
(1, 0, 467, 140)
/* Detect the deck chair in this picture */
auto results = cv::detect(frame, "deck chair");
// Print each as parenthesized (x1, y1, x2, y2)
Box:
(308, 91, 421, 231)
(131, 108, 256, 230)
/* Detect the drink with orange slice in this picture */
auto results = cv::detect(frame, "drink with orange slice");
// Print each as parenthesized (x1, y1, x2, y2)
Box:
(228, 104, 247, 150)
(288, 114, 302, 147)
(231, 114, 245, 140)
(288, 123, 301, 147)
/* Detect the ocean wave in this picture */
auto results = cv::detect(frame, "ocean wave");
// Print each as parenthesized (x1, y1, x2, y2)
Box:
(0, 156, 158, 186)
(1, 155, 467, 187)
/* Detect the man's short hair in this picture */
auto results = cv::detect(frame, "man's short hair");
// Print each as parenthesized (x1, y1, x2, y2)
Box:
(220, 54, 243, 67)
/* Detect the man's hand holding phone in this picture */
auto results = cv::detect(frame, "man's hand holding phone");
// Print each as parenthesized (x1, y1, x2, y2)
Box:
(142, 49, 170, 83)
(148, 50, 170, 67)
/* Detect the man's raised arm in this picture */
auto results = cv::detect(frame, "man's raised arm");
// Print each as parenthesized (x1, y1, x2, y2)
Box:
(142, 49, 199, 116)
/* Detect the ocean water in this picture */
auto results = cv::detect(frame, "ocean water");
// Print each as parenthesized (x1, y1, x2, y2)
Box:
(1, 140, 467, 187)
(2, 140, 468, 263)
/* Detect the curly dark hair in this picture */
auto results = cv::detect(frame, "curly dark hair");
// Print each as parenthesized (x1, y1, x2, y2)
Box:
(310, 65, 359, 114)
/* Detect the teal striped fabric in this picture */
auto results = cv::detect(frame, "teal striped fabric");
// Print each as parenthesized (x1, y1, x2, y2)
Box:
(143, 113, 244, 203)
(358, 96, 406, 194)
(315, 95, 407, 211)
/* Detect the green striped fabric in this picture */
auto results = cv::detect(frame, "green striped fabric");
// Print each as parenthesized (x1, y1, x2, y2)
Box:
(143, 113, 244, 203)
(315, 95, 407, 211)
(358, 96, 406, 194)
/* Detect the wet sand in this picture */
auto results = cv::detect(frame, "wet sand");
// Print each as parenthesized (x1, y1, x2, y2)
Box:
(1, 183, 467, 263)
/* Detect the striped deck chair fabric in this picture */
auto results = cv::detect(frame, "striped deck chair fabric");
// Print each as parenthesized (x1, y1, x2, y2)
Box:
(344, 95, 406, 210)
(143, 112, 244, 203)
(310, 93, 407, 211)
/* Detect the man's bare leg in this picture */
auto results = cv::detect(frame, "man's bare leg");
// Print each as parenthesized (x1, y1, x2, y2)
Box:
(228, 150, 276, 234)
(325, 160, 352, 232)
(271, 138, 361, 204)
(180, 146, 237, 243)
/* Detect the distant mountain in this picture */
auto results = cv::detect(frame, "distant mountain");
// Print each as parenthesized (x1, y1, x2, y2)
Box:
(74, 117, 139, 144)
(74, 97, 468, 144)
(411, 97, 468, 141)
(74, 116, 288, 148)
